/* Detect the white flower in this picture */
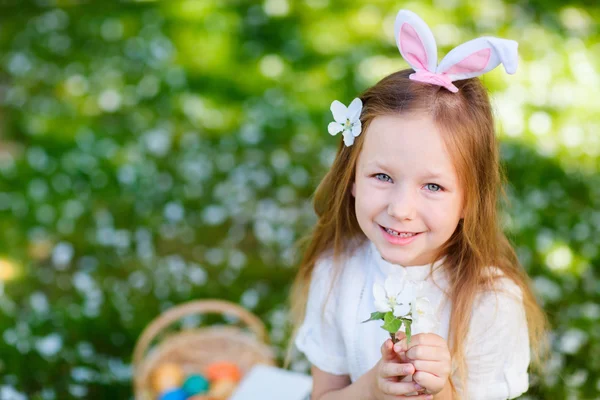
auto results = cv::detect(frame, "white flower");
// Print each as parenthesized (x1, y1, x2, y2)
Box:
(327, 98, 362, 146)
(373, 270, 415, 317)
(411, 297, 439, 334)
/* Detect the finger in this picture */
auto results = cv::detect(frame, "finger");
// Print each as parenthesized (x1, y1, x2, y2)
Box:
(413, 370, 445, 393)
(411, 359, 451, 378)
(378, 380, 425, 396)
(383, 393, 433, 400)
(379, 362, 415, 378)
(394, 333, 446, 352)
(410, 333, 446, 348)
(397, 351, 410, 363)
(391, 343, 411, 362)
(380, 339, 397, 361)
(406, 345, 451, 362)
(395, 330, 407, 341)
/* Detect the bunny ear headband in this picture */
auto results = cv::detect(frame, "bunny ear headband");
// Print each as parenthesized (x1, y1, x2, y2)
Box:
(328, 9, 519, 146)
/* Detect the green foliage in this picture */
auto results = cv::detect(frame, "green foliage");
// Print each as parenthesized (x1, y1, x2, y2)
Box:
(381, 311, 401, 334)
(362, 311, 386, 323)
(0, 1, 598, 399)
(404, 318, 412, 346)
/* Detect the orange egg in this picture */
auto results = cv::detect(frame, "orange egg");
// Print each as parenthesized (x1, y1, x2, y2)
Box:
(187, 396, 215, 400)
(208, 379, 238, 400)
(205, 362, 242, 382)
(150, 362, 185, 393)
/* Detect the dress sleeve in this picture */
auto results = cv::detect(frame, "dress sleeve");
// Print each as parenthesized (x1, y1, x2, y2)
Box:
(458, 276, 530, 400)
(294, 254, 349, 375)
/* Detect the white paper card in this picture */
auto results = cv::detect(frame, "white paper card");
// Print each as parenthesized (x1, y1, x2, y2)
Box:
(229, 364, 312, 400)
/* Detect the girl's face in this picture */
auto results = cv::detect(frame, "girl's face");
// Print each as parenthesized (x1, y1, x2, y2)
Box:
(352, 112, 464, 266)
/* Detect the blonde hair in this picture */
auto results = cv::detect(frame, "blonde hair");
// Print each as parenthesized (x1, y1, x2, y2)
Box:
(288, 69, 549, 397)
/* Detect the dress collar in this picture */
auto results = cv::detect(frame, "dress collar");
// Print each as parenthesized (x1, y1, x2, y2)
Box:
(368, 241, 446, 282)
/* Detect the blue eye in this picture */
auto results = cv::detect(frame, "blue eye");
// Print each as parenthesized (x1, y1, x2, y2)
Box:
(374, 173, 392, 183)
(425, 183, 443, 192)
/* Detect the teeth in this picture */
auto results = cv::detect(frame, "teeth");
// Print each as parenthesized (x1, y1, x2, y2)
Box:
(385, 228, 416, 238)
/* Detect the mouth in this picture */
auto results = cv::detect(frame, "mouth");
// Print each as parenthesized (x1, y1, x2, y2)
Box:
(379, 224, 422, 238)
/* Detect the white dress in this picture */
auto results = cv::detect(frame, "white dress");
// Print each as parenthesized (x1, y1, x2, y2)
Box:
(295, 239, 530, 400)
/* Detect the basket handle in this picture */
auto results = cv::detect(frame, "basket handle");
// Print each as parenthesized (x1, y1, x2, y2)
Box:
(132, 299, 269, 369)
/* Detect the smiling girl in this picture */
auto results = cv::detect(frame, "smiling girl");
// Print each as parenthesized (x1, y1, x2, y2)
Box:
(289, 9, 548, 400)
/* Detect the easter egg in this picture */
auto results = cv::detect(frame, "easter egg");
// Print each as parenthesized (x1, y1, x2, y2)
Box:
(151, 363, 185, 393)
(158, 388, 187, 400)
(205, 362, 242, 382)
(208, 379, 238, 400)
(183, 374, 210, 395)
(187, 396, 214, 400)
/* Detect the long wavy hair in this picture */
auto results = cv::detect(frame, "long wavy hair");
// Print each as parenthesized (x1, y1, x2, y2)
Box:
(288, 69, 549, 397)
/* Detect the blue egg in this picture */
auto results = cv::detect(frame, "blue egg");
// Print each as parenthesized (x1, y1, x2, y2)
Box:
(183, 374, 210, 395)
(158, 388, 187, 400)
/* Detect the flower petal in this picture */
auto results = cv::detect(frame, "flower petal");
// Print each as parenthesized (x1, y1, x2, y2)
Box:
(330, 100, 348, 124)
(347, 97, 363, 122)
(342, 130, 355, 146)
(351, 120, 362, 137)
(384, 272, 406, 296)
(393, 302, 411, 317)
(416, 297, 433, 314)
(373, 283, 387, 304)
(373, 282, 391, 312)
(374, 298, 391, 313)
(328, 121, 343, 135)
(412, 297, 432, 322)
(397, 281, 416, 304)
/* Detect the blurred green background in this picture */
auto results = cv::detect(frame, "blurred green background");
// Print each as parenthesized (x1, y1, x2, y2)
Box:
(0, 0, 598, 399)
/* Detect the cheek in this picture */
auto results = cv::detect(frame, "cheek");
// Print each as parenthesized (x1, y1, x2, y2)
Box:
(421, 199, 461, 226)
(354, 184, 383, 214)
(421, 205, 443, 221)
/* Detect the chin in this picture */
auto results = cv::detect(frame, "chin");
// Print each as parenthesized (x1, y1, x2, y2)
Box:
(390, 255, 416, 266)
(379, 249, 413, 265)
(382, 246, 428, 265)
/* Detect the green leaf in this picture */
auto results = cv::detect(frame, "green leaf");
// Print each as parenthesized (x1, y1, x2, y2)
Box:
(381, 311, 402, 333)
(404, 318, 412, 346)
(361, 311, 387, 323)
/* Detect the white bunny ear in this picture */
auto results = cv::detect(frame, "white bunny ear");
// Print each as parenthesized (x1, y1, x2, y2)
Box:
(436, 37, 518, 81)
(394, 9, 438, 73)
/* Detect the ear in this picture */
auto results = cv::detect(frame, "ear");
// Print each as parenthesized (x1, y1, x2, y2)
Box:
(351, 182, 356, 197)
(436, 37, 518, 81)
(394, 9, 438, 73)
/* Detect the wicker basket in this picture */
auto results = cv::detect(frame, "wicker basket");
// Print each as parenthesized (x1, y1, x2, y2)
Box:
(132, 299, 276, 400)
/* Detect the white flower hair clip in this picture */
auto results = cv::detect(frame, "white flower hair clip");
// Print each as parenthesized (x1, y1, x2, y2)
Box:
(327, 98, 362, 147)
(395, 9, 518, 93)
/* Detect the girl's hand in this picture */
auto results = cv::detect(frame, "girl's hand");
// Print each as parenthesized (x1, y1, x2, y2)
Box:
(369, 337, 433, 400)
(393, 333, 451, 395)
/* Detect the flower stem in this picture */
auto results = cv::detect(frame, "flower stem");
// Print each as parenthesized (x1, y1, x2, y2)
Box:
(389, 332, 399, 344)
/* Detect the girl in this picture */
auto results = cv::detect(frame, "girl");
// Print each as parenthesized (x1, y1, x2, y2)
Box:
(289, 9, 548, 400)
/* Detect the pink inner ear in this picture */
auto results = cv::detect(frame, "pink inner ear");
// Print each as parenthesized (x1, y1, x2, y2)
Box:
(400, 23, 428, 70)
(444, 48, 491, 75)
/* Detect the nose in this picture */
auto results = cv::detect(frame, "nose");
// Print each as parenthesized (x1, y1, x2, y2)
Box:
(387, 184, 417, 221)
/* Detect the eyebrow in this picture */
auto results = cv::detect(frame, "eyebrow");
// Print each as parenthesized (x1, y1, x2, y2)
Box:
(422, 171, 446, 179)
(364, 160, 449, 180)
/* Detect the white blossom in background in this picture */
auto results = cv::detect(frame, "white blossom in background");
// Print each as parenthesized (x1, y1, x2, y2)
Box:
(35, 333, 63, 358)
(0, 386, 27, 400)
